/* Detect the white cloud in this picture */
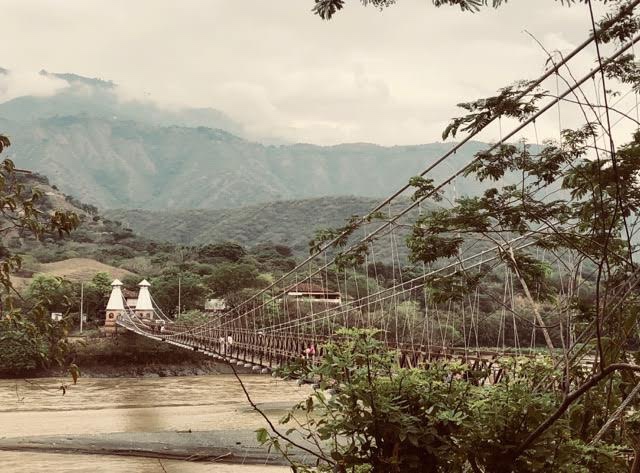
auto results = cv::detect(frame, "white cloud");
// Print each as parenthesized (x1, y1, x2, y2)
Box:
(0, 0, 629, 145)
(0, 70, 67, 102)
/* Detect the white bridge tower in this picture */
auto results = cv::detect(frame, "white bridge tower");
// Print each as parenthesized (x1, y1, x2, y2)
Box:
(103, 279, 125, 335)
(134, 279, 155, 320)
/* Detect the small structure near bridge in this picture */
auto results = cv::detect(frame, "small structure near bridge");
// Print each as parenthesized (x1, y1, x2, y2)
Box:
(205, 298, 227, 313)
(123, 288, 138, 309)
(284, 283, 341, 305)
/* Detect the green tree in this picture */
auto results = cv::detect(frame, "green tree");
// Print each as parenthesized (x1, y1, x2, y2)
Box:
(205, 262, 260, 297)
(250, 243, 297, 273)
(257, 330, 626, 473)
(0, 134, 78, 373)
(0, 299, 72, 373)
(26, 274, 75, 313)
(91, 272, 112, 293)
(174, 309, 210, 326)
(81, 272, 113, 322)
(152, 271, 208, 316)
(197, 242, 246, 264)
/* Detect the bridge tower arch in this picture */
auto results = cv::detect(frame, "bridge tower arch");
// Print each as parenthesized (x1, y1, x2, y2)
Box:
(135, 279, 155, 320)
(104, 279, 125, 335)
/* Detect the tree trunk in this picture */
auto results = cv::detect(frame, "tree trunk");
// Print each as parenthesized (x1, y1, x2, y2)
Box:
(592, 382, 640, 444)
(507, 246, 555, 354)
(631, 447, 640, 473)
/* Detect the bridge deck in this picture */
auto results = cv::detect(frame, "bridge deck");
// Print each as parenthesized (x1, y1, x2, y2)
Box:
(117, 315, 514, 384)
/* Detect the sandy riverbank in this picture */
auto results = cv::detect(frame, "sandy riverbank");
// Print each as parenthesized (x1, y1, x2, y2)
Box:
(0, 430, 311, 466)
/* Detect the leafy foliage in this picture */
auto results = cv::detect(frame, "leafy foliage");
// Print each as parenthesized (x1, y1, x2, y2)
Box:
(197, 242, 246, 264)
(26, 274, 75, 312)
(174, 309, 211, 327)
(262, 330, 628, 473)
(0, 302, 71, 373)
(309, 212, 385, 255)
(442, 81, 545, 140)
(0, 134, 79, 372)
(312, 0, 615, 20)
(408, 176, 444, 202)
(0, 138, 79, 292)
(205, 262, 261, 296)
(266, 3, 640, 472)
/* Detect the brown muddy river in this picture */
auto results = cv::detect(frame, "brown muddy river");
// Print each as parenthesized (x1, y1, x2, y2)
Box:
(0, 374, 309, 472)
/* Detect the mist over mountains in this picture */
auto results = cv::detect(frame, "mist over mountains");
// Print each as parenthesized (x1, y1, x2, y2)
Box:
(0, 70, 244, 133)
(0, 70, 490, 211)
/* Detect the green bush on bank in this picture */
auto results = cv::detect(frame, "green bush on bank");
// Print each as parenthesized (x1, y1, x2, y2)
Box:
(263, 329, 628, 473)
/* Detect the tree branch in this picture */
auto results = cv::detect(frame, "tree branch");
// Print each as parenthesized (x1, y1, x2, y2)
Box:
(228, 361, 334, 466)
(515, 363, 640, 457)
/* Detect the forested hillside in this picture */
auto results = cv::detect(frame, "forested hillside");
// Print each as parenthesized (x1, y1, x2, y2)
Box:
(104, 196, 416, 253)
(3, 171, 301, 317)
(4, 171, 168, 277)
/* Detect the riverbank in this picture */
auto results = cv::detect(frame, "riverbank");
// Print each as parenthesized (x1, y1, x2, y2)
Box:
(1, 331, 252, 379)
(37, 359, 244, 378)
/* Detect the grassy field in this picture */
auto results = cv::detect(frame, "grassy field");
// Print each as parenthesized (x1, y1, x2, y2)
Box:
(11, 257, 135, 290)
(38, 258, 134, 281)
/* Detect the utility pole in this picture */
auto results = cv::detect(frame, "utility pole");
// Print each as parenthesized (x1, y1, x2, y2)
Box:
(178, 276, 181, 317)
(79, 282, 84, 334)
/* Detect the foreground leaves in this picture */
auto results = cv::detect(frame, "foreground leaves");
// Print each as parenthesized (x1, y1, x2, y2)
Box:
(263, 330, 628, 473)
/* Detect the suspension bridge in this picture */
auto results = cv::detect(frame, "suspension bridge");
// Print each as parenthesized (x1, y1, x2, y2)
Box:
(102, 2, 640, 385)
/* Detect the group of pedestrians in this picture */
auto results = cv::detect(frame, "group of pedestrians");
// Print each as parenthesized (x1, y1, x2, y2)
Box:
(215, 331, 316, 361)
(149, 320, 167, 334)
(219, 334, 234, 353)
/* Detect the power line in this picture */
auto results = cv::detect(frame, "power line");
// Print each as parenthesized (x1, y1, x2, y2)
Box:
(222, 1, 640, 319)
(217, 30, 640, 331)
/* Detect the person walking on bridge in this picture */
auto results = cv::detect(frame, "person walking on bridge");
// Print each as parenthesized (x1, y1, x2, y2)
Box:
(226, 334, 233, 356)
(304, 343, 316, 359)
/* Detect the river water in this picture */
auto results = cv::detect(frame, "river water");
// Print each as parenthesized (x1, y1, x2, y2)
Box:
(0, 375, 309, 472)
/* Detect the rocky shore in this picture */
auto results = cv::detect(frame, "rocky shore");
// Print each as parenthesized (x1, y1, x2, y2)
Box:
(1, 332, 256, 379)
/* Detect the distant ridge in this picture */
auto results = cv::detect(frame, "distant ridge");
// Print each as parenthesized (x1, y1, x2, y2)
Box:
(2, 115, 490, 210)
(39, 69, 116, 88)
(104, 196, 415, 254)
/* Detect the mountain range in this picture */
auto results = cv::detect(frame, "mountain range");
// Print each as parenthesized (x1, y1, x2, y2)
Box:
(0, 70, 491, 211)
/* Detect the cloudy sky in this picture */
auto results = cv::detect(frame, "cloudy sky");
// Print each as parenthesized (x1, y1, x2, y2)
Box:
(0, 0, 623, 145)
